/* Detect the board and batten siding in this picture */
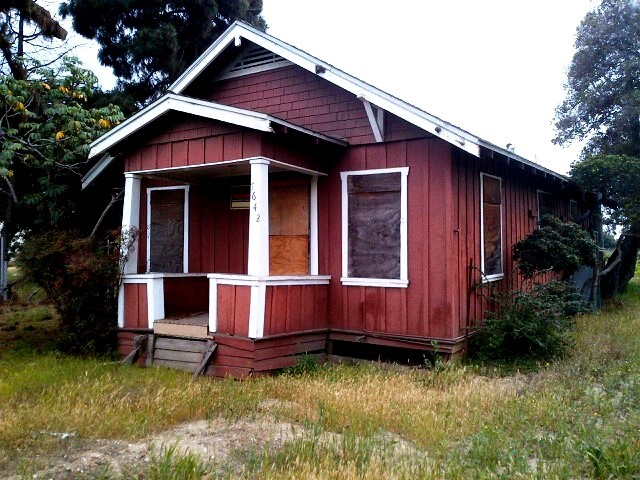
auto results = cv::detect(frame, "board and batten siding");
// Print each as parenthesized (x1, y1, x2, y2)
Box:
(451, 149, 580, 337)
(322, 138, 457, 339)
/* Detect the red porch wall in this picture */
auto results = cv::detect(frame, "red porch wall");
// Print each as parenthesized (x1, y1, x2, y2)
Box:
(123, 283, 148, 328)
(216, 284, 251, 336)
(262, 284, 329, 336)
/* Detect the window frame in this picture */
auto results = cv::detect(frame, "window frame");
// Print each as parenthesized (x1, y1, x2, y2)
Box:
(480, 172, 504, 282)
(537, 189, 556, 222)
(340, 167, 409, 288)
(146, 185, 190, 273)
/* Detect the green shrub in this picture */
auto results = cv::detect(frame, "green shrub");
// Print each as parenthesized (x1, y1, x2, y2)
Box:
(470, 280, 588, 361)
(513, 214, 597, 279)
(16, 229, 135, 356)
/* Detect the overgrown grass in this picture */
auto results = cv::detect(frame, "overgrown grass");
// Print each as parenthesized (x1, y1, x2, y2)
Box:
(1, 278, 639, 478)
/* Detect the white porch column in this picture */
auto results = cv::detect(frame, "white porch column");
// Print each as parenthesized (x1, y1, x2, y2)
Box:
(147, 276, 165, 328)
(247, 158, 270, 276)
(122, 173, 142, 274)
(247, 158, 269, 338)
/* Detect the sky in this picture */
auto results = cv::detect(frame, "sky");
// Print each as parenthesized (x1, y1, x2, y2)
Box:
(56, 0, 596, 175)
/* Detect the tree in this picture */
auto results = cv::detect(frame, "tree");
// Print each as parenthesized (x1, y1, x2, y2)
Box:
(554, 0, 640, 298)
(1, 1, 68, 80)
(59, 0, 267, 107)
(570, 155, 640, 298)
(0, 58, 124, 295)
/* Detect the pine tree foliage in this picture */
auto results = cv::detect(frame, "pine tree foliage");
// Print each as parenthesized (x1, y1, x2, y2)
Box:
(0, 1, 68, 80)
(60, 0, 266, 106)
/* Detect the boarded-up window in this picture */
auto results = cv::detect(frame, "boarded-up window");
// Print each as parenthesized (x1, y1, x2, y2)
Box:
(347, 172, 401, 279)
(481, 174, 503, 279)
(148, 188, 187, 273)
(569, 199, 580, 223)
(538, 191, 556, 220)
(269, 179, 310, 275)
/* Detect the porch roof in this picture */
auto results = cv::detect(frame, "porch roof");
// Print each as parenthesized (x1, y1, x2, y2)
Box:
(125, 156, 327, 185)
(83, 93, 346, 189)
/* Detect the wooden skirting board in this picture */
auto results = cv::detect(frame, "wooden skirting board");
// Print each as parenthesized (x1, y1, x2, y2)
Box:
(117, 327, 469, 377)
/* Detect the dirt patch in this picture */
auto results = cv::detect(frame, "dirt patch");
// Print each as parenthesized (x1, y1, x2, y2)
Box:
(3, 416, 303, 479)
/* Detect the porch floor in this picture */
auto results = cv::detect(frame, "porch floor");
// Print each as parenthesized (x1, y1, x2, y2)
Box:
(154, 312, 209, 339)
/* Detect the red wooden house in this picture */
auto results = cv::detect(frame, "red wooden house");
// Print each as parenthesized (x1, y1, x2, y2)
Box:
(84, 22, 587, 376)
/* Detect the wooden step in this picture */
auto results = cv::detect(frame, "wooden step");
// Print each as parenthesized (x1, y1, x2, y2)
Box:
(153, 312, 209, 339)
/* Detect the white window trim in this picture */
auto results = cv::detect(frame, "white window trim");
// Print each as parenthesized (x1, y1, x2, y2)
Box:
(480, 173, 504, 282)
(537, 189, 553, 222)
(146, 185, 190, 273)
(340, 167, 409, 288)
(569, 199, 579, 223)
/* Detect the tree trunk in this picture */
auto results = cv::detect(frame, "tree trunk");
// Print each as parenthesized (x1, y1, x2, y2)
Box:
(600, 230, 639, 299)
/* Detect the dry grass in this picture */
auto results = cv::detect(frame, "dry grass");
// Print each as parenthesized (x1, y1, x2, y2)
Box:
(1, 277, 639, 478)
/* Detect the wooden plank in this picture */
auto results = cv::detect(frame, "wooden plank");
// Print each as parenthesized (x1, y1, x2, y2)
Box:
(269, 179, 309, 236)
(215, 343, 255, 359)
(233, 285, 251, 336)
(269, 236, 309, 275)
(171, 140, 188, 167)
(216, 284, 235, 334)
(205, 136, 224, 164)
(188, 138, 205, 165)
(154, 348, 203, 363)
(254, 339, 327, 361)
(154, 358, 198, 372)
(254, 353, 325, 372)
(192, 341, 218, 378)
(210, 353, 255, 369)
(223, 132, 242, 160)
(154, 337, 207, 353)
(213, 333, 256, 352)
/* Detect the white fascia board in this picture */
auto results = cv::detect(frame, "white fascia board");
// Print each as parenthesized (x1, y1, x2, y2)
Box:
(88, 94, 273, 161)
(82, 152, 114, 190)
(171, 22, 480, 157)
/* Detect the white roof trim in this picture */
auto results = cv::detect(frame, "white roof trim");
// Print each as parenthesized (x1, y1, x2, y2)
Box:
(88, 93, 273, 161)
(170, 21, 481, 157)
(84, 93, 346, 188)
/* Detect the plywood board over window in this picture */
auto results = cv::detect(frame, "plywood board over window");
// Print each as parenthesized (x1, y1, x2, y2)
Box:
(341, 167, 408, 287)
(269, 178, 309, 275)
(148, 187, 189, 273)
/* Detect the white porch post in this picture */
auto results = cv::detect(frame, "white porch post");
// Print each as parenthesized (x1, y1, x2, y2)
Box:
(247, 158, 270, 338)
(247, 158, 270, 276)
(147, 276, 165, 329)
(122, 173, 142, 274)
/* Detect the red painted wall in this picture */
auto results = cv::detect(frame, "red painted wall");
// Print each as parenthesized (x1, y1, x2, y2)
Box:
(450, 150, 585, 337)
(206, 65, 427, 145)
(262, 284, 329, 336)
(321, 138, 457, 339)
(123, 283, 148, 328)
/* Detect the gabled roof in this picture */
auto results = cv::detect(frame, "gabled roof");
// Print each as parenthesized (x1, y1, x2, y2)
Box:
(86, 21, 570, 187)
(84, 93, 346, 188)
(171, 21, 481, 158)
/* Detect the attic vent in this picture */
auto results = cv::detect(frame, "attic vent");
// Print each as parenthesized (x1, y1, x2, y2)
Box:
(217, 45, 293, 81)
